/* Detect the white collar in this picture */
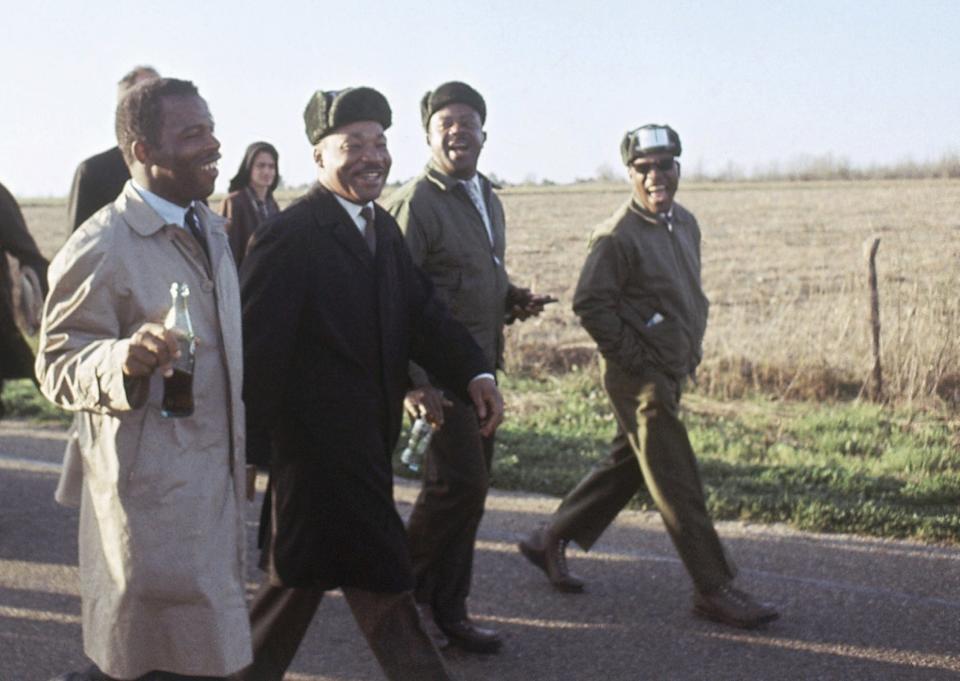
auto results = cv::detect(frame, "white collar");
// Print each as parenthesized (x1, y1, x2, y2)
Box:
(333, 193, 375, 232)
(131, 180, 196, 228)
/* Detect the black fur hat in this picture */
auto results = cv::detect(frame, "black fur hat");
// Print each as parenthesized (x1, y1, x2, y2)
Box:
(304, 87, 392, 144)
(420, 81, 486, 130)
(620, 124, 682, 165)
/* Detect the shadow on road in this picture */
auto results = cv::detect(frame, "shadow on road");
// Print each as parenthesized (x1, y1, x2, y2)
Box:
(1, 436, 958, 680)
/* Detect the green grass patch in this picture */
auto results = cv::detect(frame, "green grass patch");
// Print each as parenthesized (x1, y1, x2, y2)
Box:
(14, 363, 958, 543)
(398, 369, 960, 544)
(2, 379, 72, 424)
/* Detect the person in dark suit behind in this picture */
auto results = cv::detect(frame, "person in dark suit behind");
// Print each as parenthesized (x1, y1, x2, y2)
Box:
(66, 65, 159, 233)
(218, 141, 281, 268)
(0, 180, 48, 418)
(236, 86, 505, 681)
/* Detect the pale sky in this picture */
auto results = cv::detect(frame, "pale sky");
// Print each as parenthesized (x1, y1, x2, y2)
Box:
(2, 0, 958, 197)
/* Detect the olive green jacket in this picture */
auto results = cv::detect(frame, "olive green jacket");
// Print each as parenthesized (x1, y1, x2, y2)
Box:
(573, 197, 709, 380)
(387, 163, 520, 384)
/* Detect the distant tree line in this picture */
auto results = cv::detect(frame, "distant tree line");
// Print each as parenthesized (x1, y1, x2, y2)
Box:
(517, 152, 960, 185)
(278, 152, 960, 192)
(672, 151, 960, 183)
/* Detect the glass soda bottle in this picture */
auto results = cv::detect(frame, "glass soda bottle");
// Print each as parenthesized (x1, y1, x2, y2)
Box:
(161, 282, 197, 418)
(400, 417, 435, 472)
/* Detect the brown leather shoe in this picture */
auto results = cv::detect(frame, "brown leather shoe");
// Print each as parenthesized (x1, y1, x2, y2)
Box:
(437, 618, 502, 654)
(519, 526, 585, 593)
(693, 583, 779, 629)
(415, 602, 450, 650)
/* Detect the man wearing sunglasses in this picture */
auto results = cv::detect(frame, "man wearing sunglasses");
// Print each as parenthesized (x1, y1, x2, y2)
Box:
(519, 125, 779, 630)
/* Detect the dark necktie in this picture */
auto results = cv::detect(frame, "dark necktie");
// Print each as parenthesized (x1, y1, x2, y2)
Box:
(185, 206, 210, 261)
(360, 205, 377, 255)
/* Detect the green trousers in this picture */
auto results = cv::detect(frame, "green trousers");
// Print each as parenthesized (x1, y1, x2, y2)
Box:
(549, 358, 735, 593)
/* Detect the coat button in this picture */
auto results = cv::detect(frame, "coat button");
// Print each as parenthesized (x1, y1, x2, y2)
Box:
(201, 280, 215, 293)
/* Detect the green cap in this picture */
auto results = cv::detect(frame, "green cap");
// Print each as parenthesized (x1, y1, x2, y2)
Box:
(620, 124, 681, 165)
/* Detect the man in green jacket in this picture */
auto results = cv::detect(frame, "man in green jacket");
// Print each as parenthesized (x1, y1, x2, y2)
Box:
(387, 81, 552, 654)
(518, 124, 779, 630)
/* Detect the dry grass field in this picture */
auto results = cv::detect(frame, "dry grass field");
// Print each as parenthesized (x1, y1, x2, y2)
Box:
(16, 178, 960, 407)
(12, 182, 960, 542)
(500, 179, 960, 407)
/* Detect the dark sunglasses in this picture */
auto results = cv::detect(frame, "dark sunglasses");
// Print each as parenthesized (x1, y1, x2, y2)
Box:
(632, 158, 678, 175)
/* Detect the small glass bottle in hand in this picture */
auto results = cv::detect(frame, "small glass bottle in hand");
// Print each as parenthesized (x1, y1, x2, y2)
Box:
(400, 417, 435, 472)
(161, 282, 197, 418)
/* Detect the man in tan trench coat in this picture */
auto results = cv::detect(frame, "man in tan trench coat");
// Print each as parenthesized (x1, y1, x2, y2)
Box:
(37, 78, 252, 680)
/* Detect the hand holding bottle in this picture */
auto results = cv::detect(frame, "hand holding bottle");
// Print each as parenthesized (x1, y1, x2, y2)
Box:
(122, 322, 181, 378)
(400, 418, 434, 472)
(403, 386, 452, 428)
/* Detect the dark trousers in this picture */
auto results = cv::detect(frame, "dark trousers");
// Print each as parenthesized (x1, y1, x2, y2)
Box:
(234, 582, 450, 681)
(549, 359, 735, 593)
(406, 397, 494, 623)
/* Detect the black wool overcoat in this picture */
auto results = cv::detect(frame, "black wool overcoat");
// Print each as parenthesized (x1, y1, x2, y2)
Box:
(67, 146, 130, 232)
(240, 183, 490, 593)
(0, 181, 48, 383)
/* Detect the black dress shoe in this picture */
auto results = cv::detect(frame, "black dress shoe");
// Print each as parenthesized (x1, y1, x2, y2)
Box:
(437, 618, 502, 654)
(519, 525, 585, 593)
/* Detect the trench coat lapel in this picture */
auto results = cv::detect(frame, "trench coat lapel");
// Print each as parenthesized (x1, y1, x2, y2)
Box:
(197, 205, 230, 277)
(117, 184, 230, 280)
(117, 185, 211, 278)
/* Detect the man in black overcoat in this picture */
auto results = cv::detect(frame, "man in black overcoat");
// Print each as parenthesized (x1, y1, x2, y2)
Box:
(0, 180, 48, 418)
(66, 66, 158, 232)
(237, 86, 504, 681)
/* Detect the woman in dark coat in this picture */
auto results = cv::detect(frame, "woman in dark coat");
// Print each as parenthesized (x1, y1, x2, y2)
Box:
(0, 181, 48, 417)
(218, 141, 281, 268)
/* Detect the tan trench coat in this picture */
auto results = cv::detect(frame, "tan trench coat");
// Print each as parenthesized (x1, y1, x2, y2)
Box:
(36, 183, 251, 678)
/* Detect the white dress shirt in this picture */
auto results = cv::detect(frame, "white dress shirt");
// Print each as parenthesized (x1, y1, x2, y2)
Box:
(131, 180, 198, 230)
(332, 192, 494, 387)
(334, 194, 375, 235)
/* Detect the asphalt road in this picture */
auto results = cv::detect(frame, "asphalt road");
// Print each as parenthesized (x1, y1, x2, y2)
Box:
(1, 419, 958, 681)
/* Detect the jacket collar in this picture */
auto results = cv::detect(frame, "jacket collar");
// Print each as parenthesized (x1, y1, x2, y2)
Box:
(628, 196, 672, 228)
(116, 180, 229, 237)
(304, 182, 352, 223)
(116, 181, 167, 236)
(423, 162, 499, 194)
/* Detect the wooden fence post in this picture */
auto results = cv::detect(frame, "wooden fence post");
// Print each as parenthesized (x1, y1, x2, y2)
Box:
(864, 236, 883, 401)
